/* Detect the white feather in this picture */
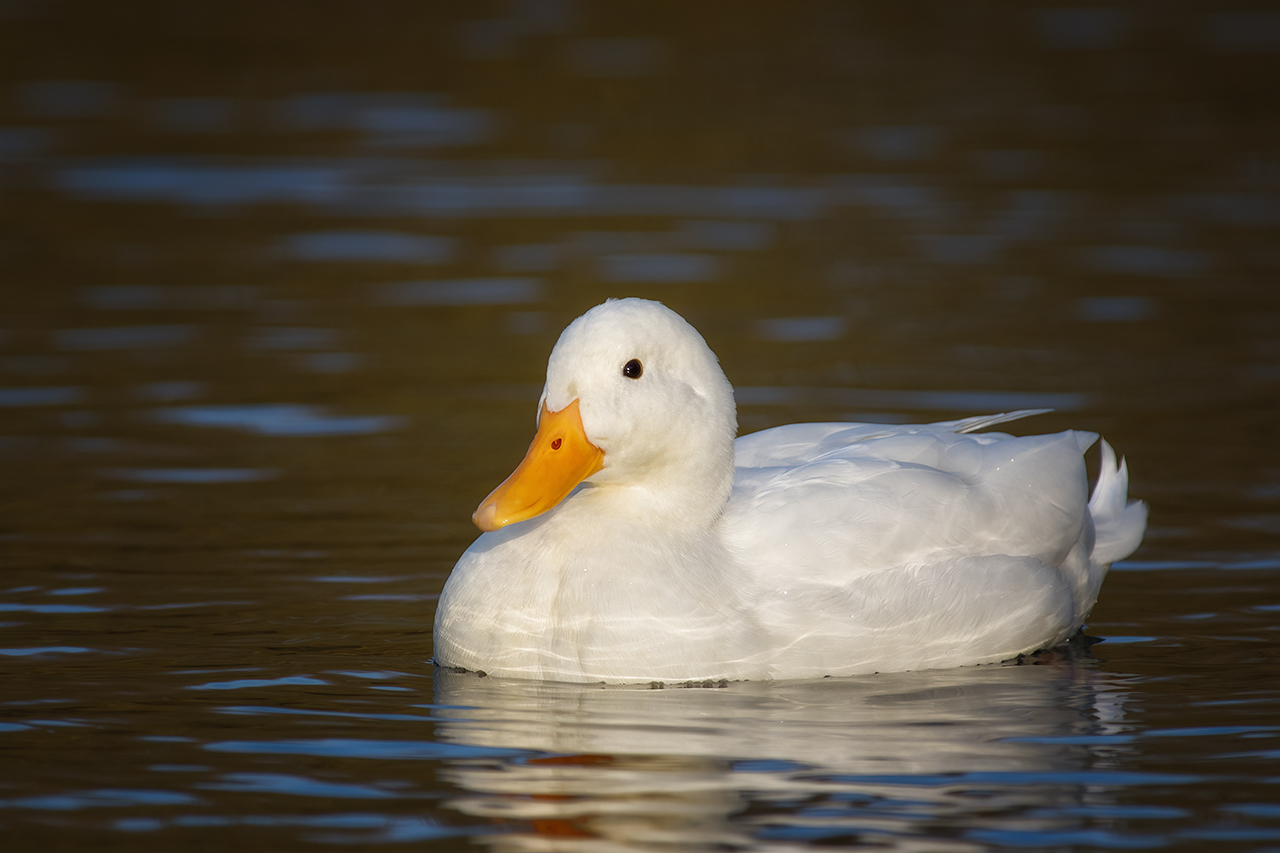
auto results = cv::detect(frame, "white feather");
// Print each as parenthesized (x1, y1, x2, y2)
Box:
(434, 298, 1147, 683)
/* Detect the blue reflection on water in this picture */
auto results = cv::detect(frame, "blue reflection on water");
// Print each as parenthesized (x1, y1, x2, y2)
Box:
(200, 772, 397, 799)
(205, 738, 529, 760)
(598, 252, 721, 283)
(376, 277, 542, 306)
(830, 174, 945, 220)
(0, 604, 107, 614)
(82, 285, 257, 310)
(58, 159, 354, 206)
(0, 386, 81, 406)
(276, 93, 496, 148)
(247, 327, 340, 350)
(188, 676, 329, 692)
(297, 352, 363, 373)
(917, 233, 1003, 265)
(106, 468, 277, 484)
(494, 243, 560, 271)
(1077, 296, 1155, 323)
(970, 827, 1162, 849)
(280, 230, 456, 263)
(0, 646, 94, 656)
(153, 404, 405, 436)
(855, 125, 943, 162)
(679, 219, 775, 251)
(218, 705, 432, 723)
(116, 812, 465, 844)
(0, 127, 56, 161)
(4, 789, 200, 811)
(134, 381, 203, 402)
(55, 159, 832, 219)
(53, 325, 196, 350)
(757, 317, 847, 342)
(1082, 245, 1211, 277)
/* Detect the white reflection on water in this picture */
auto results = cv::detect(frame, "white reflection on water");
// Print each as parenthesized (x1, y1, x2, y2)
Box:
(430, 662, 1152, 850)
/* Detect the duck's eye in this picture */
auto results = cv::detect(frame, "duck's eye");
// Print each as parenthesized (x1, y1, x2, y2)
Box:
(622, 359, 643, 379)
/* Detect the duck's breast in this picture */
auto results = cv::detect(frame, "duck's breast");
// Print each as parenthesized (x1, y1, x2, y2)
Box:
(435, 499, 771, 683)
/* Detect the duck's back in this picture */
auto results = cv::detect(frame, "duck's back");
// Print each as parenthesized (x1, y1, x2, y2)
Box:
(721, 415, 1145, 678)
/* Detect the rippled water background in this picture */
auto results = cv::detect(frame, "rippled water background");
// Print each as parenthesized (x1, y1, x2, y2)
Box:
(3, 2, 1280, 850)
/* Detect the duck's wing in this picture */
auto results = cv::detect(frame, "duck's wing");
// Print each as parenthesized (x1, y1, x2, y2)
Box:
(731, 409, 1056, 469)
(724, 419, 1099, 585)
(719, 416, 1145, 678)
(721, 419, 1109, 676)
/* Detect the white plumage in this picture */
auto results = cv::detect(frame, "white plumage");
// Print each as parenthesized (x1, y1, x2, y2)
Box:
(433, 298, 1147, 683)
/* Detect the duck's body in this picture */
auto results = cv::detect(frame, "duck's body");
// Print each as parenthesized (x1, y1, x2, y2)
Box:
(434, 299, 1147, 683)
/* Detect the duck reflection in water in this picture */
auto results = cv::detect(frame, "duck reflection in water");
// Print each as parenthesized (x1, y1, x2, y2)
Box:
(431, 654, 1133, 850)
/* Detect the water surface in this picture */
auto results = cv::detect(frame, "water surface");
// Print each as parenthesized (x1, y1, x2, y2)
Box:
(3, 2, 1280, 850)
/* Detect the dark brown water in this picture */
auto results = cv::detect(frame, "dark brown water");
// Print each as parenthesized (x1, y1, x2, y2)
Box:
(3, 2, 1280, 849)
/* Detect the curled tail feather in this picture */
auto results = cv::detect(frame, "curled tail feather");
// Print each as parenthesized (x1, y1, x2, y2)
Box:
(1089, 439, 1148, 566)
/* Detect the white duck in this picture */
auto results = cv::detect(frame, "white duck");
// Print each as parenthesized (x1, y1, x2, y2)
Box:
(434, 298, 1147, 683)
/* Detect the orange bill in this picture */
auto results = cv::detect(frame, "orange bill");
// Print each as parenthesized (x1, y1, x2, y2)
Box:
(472, 399, 605, 531)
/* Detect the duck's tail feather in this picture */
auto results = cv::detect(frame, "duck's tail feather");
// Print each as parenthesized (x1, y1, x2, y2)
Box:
(1088, 439, 1148, 566)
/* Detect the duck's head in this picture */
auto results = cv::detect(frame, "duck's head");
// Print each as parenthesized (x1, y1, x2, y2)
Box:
(472, 298, 738, 532)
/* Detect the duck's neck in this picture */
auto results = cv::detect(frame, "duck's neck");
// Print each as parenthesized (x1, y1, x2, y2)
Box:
(589, 443, 735, 531)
